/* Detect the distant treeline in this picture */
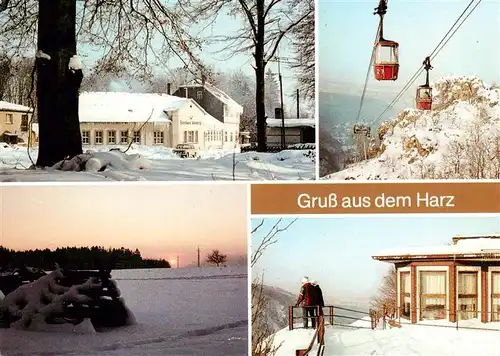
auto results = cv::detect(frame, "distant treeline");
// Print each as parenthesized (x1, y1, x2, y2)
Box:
(0, 246, 171, 270)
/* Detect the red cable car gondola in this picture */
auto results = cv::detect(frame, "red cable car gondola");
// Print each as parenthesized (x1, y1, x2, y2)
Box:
(416, 57, 433, 110)
(373, 0, 399, 81)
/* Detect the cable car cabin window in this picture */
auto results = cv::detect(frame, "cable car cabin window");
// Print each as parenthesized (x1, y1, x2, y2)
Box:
(417, 87, 432, 100)
(375, 43, 399, 64)
(374, 41, 399, 81)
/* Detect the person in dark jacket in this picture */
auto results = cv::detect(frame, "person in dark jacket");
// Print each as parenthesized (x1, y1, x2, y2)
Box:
(295, 277, 316, 329)
(311, 280, 325, 316)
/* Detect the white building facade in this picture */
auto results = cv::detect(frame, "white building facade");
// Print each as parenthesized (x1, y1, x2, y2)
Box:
(78, 92, 230, 150)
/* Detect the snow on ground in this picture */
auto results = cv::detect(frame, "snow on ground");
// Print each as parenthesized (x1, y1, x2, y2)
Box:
(272, 315, 500, 356)
(326, 76, 500, 180)
(0, 266, 248, 356)
(0, 145, 315, 181)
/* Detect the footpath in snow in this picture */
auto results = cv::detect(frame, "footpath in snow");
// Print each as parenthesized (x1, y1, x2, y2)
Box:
(0, 144, 315, 181)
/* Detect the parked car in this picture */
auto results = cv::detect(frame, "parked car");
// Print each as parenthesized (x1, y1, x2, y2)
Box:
(173, 143, 199, 158)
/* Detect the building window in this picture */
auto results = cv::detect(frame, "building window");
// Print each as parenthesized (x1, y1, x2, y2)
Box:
(196, 90, 203, 100)
(20, 115, 29, 131)
(154, 131, 164, 144)
(120, 130, 128, 144)
(95, 130, 103, 144)
(230, 132, 233, 142)
(492, 272, 500, 322)
(225, 131, 228, 142)
(81, 131, 90, 145)
(5, 113, 13, 124)
(419, 271, 446, 320)
(184, 130, 198, 143)
(107, 130, 116, 144)
(133, 131, 141, 144)
(400, 272, 411, 319)
(457, 272, 478, 320)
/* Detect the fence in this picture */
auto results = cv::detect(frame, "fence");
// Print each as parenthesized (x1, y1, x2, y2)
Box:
(295, 315, 326, 356)
(342, 303, 500, 332)
(386, 305, 500, 332)
(240, 143, 315, 153)
(290, 303, 500, 333)
(288, 305, 377, 331)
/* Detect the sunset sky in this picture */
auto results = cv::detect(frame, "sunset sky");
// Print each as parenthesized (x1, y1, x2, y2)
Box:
(1, 183, 248, 267)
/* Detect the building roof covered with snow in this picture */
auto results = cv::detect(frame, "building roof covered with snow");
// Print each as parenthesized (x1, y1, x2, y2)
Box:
(266, 118, 315, 128)
(0, 101, 33, 113)
(178, 82, 243, 113)
(373, 235, 500, 261)
(78, 92, 210, 123)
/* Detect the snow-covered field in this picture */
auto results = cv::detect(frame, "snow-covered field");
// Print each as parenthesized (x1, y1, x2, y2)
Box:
(0, 145, 315, 181)
(0, 266, 248, 356)
(272, 316, 500, 355)
(325, 76, 500, 180)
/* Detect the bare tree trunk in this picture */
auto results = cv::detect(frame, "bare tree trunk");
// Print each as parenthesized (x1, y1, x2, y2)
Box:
(36, 0, 83, 167)
(0, 56, 11, 101)
(255, 0, 267, 153)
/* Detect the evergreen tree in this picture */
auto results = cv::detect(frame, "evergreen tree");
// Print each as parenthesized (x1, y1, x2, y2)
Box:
(265, 68, 280, 118)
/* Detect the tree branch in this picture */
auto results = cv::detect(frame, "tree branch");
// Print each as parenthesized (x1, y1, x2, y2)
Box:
(265, 8, 312, 63)
(0, 0, 10, 13)
(251, 218, 297, 267)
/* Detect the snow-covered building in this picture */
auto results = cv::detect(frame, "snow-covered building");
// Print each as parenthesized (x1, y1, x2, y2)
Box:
(0, 101, 37, 145)
(266, 111, 316, 147)
(373, 235, 500, 324)
(173, 79, 243, 150)
(78, 92, 230, 150)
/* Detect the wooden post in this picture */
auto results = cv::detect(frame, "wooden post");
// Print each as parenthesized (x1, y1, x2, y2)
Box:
(289, 305, 294, 330)
(329, 306, 334, 325)
(449, 264, 457, 323)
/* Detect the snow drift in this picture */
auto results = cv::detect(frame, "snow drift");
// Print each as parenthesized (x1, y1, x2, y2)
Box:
(269, 317, 500, 356)
(325, 76, 500, 180)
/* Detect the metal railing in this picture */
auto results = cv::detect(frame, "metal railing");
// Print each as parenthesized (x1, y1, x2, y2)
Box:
(288, 305, 377, 331)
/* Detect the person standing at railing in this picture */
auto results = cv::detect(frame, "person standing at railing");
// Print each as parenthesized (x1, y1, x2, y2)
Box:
(311, 280, 325, 316)
(295, 276, 316, 329)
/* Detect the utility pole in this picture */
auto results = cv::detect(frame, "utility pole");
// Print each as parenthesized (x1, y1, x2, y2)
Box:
(296, 89, 300, 119)
(197, 246, 201, 268)
(184, 65, 188, 98)
(277, 56, 285, 150)
(269, 55, 294, 150)
(176, 255, 179, 268)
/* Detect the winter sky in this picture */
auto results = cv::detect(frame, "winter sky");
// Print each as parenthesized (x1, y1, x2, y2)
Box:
(251, 215, 500, 307)
(1, 184, 247, 267)
(318, 0, 499, 99)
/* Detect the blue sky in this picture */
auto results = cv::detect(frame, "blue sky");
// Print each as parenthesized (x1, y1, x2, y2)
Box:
(318, 0, 499, 104)
(81, 10, 299, 107)
(251, 215, 500, 306)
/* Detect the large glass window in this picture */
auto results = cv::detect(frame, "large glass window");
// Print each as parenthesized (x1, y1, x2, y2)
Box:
(492, 272, 500, 322)
(420, 271, 446, 320)
(457, 272, 478, 320)
(400, 272, 411, 319)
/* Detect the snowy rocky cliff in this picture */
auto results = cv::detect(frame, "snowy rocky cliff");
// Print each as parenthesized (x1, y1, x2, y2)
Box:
(256, 285, 295, 335)
(325, 76, 500, 180)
